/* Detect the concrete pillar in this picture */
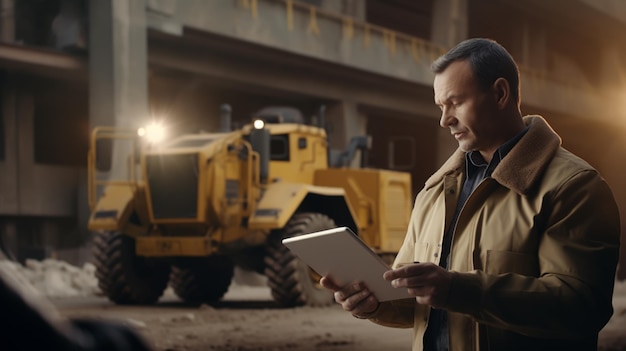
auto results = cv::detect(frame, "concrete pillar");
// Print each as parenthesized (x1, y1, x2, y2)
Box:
(0, 83, 18, 215)
(326, 101, 367, 168)
(89, 0, 148, 178)
(430, 0, 469, 49)
(430, 0, 468, 166)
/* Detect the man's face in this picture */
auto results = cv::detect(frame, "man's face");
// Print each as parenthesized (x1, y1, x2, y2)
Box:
(433, 60, 500, 157)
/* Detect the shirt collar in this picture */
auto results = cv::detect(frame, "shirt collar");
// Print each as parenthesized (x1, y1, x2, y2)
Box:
(465, 126, 530, 176)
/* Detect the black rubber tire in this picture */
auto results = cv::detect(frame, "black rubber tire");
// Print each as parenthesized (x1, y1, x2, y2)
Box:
(264, 212, 336, 307)
(170, 256, 235, 303)
(93, 231, 170, 305)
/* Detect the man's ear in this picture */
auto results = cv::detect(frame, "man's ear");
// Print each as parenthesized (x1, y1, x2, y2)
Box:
(492, 77, 510, 109)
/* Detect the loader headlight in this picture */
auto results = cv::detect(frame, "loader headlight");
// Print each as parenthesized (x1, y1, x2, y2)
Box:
(253, 119, 265, 130)
(138, 122, 167, 144)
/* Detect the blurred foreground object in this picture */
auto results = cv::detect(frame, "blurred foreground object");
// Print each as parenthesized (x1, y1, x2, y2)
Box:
(0, 250, 153, 351)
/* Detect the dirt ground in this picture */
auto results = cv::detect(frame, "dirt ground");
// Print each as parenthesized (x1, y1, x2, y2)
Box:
(52, 278, 626, 351)
(54, 284, 413, 351)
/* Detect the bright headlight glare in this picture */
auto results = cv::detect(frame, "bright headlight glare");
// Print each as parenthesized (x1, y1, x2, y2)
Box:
(138, 123, 166, 143)
(253, 119, 265, 129)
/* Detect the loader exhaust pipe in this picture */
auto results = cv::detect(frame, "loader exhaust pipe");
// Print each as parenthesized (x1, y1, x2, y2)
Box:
(318, 105, 326, 130)
(318, 105, 332, 167)
(250, 120, 270, 184)
(220, 104, 232, 132)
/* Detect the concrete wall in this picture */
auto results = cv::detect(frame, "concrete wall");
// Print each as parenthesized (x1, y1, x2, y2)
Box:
(0, 84, 79, 217)
(146, 0, 441, 87)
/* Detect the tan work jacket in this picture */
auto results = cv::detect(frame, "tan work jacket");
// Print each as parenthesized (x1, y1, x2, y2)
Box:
(369, 115, 621, 351)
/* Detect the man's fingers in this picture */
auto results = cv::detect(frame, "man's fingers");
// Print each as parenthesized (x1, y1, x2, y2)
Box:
(319, 276, 341, 291)
(390, 276, 427, 288)
(384, 262, 436, 281)
(341, 289, 373, 310)
(384, 266, 417, 281)
(332, 282, 367, 301)
(319, 278, 380, 315)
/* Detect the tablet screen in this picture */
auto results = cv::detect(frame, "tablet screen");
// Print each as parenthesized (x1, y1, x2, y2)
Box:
(282, 227, 410, 301)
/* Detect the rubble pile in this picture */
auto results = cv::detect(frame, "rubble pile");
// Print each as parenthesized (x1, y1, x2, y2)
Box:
(0, 258, 101, 298)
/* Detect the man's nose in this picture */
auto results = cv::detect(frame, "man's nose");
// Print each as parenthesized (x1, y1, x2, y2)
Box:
(439, 108, 455, 128)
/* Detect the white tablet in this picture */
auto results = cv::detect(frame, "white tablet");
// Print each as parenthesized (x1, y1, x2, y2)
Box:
(282, 226, 410, 301)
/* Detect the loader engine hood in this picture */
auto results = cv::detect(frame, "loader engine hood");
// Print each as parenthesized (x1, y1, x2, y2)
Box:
(142, 132, 237, 221)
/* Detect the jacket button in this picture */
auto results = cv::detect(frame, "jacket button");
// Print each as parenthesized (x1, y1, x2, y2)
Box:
(434, 253, 439, 257)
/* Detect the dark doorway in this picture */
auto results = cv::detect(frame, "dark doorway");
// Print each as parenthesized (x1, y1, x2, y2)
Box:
(366, 114, 438, 196)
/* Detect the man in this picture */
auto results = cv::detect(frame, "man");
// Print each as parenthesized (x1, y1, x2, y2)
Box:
(320, 38, 621, 351)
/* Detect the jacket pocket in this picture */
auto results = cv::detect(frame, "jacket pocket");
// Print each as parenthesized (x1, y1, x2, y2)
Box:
(485, 250, 538, 277)
(414, 242, 435, 264)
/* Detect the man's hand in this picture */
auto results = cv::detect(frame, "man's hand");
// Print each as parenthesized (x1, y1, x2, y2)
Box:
(319, 277, 379, 316)
(384, 262, 452, 307)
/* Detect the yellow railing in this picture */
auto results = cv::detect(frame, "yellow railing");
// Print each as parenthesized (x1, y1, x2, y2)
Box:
(236, 0, 593, 91)
(236, 0, 447, 63)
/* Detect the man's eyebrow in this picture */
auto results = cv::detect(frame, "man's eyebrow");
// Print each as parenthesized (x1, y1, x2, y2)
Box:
(435, 94, 460, 104)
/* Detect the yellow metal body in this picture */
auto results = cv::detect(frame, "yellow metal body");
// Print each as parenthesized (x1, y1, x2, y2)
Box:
(87, 127, 151, 237)
(135, 236, 213, 256)
(240, 123, 330, 184)
(247, 182, 353, 230)
(87, 122, 412, 258)
(314, 168, 412, 253)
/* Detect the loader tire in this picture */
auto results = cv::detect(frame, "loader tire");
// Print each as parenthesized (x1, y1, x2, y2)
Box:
(265, 212, 336, 307)
(93, 231, 170, 305)
(170, 256, 234, 303)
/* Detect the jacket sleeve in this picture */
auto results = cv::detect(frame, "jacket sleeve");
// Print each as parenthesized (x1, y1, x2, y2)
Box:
(367, 298, 416, 328)
(443, 170, 621, 339)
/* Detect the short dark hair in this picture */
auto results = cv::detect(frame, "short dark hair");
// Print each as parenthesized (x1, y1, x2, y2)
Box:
(431, 38, 520, 106)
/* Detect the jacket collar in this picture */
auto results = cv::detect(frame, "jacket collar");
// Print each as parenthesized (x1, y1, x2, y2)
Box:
(424, 115, 562, 195)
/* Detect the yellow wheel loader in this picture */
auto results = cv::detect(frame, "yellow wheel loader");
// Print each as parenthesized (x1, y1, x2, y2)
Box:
(87, 106, 412, 306)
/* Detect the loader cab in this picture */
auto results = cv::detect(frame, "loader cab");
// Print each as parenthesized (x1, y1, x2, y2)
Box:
(245, 107, 328, 184)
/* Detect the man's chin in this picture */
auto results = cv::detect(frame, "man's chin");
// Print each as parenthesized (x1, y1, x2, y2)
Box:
(457, 144, 471, 152)
(456, 140, 477, 153)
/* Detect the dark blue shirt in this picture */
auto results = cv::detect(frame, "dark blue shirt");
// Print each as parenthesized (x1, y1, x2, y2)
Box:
(423, 126, 529, 351)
